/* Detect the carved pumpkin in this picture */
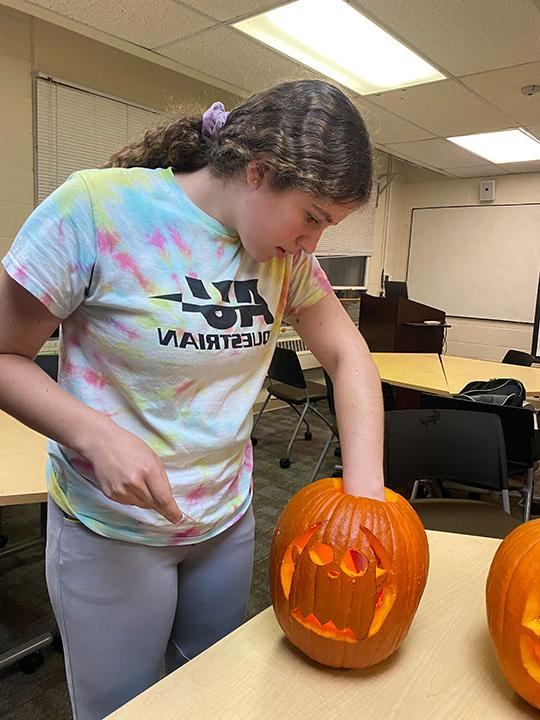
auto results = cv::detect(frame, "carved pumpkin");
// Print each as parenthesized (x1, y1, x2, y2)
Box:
(486, 519, 540, 709)
(269, 478, 429, 668)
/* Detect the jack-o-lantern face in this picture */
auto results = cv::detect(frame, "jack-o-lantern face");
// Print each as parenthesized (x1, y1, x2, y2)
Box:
(269, 479, 429, 669)
(280, 522, 397, 642)
(487, 519, 540, 709)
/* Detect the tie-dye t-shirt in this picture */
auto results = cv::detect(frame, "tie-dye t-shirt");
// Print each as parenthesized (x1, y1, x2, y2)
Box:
(3, 167, 332, 546)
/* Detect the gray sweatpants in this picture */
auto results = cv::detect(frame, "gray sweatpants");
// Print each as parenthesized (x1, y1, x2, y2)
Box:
(45, 498, 255, 720)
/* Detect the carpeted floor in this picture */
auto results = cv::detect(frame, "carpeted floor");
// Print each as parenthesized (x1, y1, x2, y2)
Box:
(0, 401, 537, 719)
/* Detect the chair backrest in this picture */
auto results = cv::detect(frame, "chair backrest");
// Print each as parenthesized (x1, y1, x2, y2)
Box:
(420, 393, 536, 469)
(502, 349, 534, 366)
(384, 408, 508, 492)
(267, 347, 307, 389)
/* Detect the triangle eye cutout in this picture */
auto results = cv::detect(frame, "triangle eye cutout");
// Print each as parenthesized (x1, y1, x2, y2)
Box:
(340, 549, 368, 577)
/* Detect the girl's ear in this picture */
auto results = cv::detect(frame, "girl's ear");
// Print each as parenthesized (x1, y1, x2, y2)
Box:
(246, 160, 268, 190)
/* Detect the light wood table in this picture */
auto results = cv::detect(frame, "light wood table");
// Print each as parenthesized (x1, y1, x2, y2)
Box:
(371, 352, 449, 395)
(441, 356, 540, 396)
(108, 530, 536, 720)
(0, 410, 48, 506)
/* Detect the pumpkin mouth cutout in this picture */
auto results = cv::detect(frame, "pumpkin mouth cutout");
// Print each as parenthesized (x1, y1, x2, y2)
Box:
(291, 607, 359, 643)
(291, 585, 392, 644)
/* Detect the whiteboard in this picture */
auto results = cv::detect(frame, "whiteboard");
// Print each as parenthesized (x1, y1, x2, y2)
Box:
(407, 204, 540, 323)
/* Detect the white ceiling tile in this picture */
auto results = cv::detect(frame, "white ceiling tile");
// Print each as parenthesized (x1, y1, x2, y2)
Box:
(179, 0, 287, 22)
(442, 165, 511, 178)
(498, 159, 540, 174)
(462, 62, 540, 127)
(385, 139, 486, 170)
(29, 0, 214, 48)
(355, 99, 435, 145)
(15, 0, 540, 178)
(160, 25, 318, 93)
(350, 0, 540, 76)
(368, 80, 516, 137)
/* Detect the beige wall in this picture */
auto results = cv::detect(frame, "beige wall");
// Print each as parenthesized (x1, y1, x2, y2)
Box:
(0, 4, 240, 259)
(0, 7, 33, 258)
(1, 4, 537, 362)
(379, 162, 540, 361)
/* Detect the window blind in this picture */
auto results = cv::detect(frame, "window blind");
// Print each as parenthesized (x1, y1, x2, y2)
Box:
(36, 77, 158, 204)
(315, 191, 376, 257)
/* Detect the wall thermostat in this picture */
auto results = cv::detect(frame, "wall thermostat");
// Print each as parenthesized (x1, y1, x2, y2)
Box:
(480, 180, 495, 202)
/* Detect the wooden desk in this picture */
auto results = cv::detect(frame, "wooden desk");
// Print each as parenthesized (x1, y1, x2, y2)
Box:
(442, 356, 540, 396)
(108, 530, 536, 720)
(0, 410, 48, 506)
(371, 353, 449, 395)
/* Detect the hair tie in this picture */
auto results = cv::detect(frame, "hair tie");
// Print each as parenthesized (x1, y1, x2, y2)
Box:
(201, 101, 229, 139)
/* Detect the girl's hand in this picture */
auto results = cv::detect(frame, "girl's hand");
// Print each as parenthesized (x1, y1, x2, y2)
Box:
(83, 422, 183, 524)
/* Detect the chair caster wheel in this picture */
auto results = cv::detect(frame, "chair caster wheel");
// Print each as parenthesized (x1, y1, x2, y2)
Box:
(17, 651, 44, 674)
(304, 432, 312, 441)
(251, 437, 258, 446)
(280, 458, 291, 469)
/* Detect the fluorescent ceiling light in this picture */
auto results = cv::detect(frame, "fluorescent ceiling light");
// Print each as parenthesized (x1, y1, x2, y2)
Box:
(448, 129, 540, 164)
(233, 0, 445, 95)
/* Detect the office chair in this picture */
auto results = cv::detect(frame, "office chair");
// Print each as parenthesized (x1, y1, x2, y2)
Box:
(384, 409, 520, 533)
(420, 393, 537, 522)
(502, 349, 534, 366)
(251, 347, 332, 468)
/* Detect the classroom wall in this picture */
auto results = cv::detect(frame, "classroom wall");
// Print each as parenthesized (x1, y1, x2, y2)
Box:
(0, 4, 240, 259)
(3, 4, 533, 363)
(381, 162, 540, 361)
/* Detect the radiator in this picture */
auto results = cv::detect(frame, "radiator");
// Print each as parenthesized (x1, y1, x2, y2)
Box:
(276, 331, 320, 370)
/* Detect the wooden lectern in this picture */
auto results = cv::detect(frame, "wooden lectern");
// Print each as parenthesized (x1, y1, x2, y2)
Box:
(358, 295, 448, 353)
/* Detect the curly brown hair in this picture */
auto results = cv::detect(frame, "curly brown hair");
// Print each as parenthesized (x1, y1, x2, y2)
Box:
(104, 80, 372, 206)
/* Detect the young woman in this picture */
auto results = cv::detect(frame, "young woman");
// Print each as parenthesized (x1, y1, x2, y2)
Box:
(0, 79, 384, 718)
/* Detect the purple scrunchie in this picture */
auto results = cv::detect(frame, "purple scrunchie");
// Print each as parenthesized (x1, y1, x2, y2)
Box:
(201, 101, 229, 139)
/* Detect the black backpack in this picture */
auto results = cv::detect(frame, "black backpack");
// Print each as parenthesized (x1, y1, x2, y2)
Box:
(455, 378, 526, 407)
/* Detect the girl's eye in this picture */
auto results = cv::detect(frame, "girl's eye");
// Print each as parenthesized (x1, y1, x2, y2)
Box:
(307, 213, 320, 225)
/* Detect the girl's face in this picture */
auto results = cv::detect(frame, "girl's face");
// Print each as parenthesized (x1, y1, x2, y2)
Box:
(235, 164, 357, 263)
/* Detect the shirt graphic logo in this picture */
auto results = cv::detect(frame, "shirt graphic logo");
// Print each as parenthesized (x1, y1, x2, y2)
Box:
(153, 277, 274, 352)
(152, 277, 274, 329)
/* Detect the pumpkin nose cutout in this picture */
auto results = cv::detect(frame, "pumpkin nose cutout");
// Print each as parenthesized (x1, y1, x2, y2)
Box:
(327, 569, 340, 579)
(309, 543, 334, 565)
